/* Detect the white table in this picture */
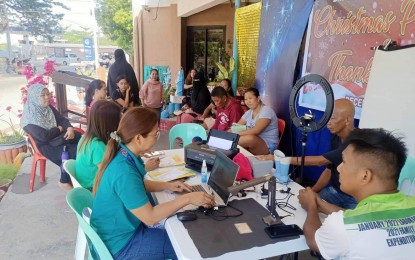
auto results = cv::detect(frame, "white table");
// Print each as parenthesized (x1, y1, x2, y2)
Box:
(151, 148, 310, 260)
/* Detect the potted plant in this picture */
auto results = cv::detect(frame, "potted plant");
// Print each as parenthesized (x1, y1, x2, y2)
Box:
(207, 57, 235, 91)
(0, 164, 19, 202)
(0, 164, 18, 191)
(216, 57, 235, 82)
(0, 106, 27, 165)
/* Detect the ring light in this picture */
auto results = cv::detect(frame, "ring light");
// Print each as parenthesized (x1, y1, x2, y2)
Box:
(289, 74, 334, 133)
(288, 74, 334, 183)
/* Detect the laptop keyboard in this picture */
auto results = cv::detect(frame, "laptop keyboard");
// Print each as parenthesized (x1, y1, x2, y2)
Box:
(191, 185, 221, 206)
(192, 185, 206, 193)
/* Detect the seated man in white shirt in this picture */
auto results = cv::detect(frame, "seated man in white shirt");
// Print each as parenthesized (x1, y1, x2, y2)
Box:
(298, 128, 415, 259)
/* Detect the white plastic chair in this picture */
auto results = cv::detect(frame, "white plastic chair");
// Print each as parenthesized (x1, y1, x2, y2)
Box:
(63, 159, 82, 188)
(63, 159, 87, 260)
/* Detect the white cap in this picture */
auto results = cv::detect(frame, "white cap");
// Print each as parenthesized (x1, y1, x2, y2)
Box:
(202, 159, 206, 167)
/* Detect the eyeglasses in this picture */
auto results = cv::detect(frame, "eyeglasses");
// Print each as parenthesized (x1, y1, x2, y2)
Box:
(149, 130, 160, 140)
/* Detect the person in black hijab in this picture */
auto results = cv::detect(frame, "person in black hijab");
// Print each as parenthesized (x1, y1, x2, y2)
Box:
(188, 72, 211, 115)
(176, 71, 211, 124)
(107, 49, 140, 105)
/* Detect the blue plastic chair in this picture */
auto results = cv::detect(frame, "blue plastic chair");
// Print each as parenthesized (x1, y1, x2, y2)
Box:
(398, 156, 415, 196)
(169, 123, 207, 149)
(66, 187, 113, 260)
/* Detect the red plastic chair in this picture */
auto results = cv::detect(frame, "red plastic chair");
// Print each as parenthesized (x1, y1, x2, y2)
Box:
(277, 118, 286, 148)
(28, 127, 85, 192)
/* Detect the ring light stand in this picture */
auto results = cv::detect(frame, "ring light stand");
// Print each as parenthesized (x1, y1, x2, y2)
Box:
(289, 74, 334, 184)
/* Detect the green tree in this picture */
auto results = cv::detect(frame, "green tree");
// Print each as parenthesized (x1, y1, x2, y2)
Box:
(95, 0, 133, 54)
(1, 0, 68, 42)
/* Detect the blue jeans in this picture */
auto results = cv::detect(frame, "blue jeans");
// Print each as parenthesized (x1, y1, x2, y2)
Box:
(113, 224, 177, 260)
(319, 186, 357, 209)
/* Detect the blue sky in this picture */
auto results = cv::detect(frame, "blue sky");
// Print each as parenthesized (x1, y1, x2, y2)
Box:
(54, 0, 96, 30)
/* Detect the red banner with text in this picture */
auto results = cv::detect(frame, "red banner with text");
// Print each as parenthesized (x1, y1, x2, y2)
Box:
(301, 0, 415, 118)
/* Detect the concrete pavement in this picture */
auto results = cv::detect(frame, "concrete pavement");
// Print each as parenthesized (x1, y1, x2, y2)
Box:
(0, 159, 76, 259)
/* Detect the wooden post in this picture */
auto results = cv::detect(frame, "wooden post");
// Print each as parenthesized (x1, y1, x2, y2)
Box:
(54, 83, 67, 116)
(97, 66, 106, 82)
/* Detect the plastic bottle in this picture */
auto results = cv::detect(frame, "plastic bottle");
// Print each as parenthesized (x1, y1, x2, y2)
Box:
(61, 145, 69, 175)
(201, 159, 208, 183)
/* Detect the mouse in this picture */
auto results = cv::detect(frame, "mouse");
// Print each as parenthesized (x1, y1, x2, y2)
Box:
(176, 211, 197, 222)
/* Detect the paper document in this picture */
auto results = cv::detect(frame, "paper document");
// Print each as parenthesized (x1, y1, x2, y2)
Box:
(159, 154, 185, 168)
(207, 136, 233, 150)
(147, 167, 195, 182)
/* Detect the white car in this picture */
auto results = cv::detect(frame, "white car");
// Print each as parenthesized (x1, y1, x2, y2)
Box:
(44, 53, 81, 65)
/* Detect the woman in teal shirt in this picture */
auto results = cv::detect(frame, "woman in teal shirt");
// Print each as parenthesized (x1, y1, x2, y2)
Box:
(91, 107, 214, 259)
(76, 100, 121, 189)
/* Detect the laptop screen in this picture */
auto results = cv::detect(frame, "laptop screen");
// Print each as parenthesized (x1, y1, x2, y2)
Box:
(208, 150, 239, 205)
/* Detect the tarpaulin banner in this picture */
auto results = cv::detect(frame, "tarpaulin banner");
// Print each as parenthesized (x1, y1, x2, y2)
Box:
(301, 0, 415, 118)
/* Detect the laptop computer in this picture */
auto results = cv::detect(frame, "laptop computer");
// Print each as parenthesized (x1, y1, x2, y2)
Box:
(161, 150, 239, 210)
(190, 150, 239, 208)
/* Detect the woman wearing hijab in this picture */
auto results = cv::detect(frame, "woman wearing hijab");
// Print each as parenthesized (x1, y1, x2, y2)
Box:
(177, 72, 211, 123)
(20, 84, 82, 191)
(189, 72, 211, 114)
(107, 49, 140, 106)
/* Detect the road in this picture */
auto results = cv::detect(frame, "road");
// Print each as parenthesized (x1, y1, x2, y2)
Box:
(0, 75, 27, 131)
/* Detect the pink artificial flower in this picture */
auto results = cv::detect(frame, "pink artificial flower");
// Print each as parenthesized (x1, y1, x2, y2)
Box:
(6, 106, 12, 112)
(28, 75, 48, 86)
(18, 109, 22, 113)
(17, 113, 22, 118)
(22, 97, 27, 104)
(43, 60, 56, 77)
(22, 65, 34, 80)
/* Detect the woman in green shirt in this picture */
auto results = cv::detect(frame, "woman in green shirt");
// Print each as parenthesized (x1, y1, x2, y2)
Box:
(91, 107, 214, 259)
(76, 100, 121, 189)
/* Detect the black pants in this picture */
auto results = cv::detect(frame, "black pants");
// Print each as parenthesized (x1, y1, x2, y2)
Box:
(38, 143, 77, 183)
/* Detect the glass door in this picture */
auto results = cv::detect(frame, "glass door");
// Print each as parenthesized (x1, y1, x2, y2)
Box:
(187, 26, 226, 81)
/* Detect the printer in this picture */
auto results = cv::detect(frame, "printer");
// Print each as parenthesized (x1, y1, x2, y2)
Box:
(184, 129, 240, 171)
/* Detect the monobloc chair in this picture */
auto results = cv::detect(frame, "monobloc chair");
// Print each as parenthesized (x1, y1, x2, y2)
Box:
(27, 133, 48, 193)
(66, 187, 113, 260)
(277, 118, 286, 148)
(398, 157, 415, 196)
(169, 123, 207, 149)
(63, 159, 86, 260)
(63, 159, 82, 188)
(27, 127, 84, 192)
